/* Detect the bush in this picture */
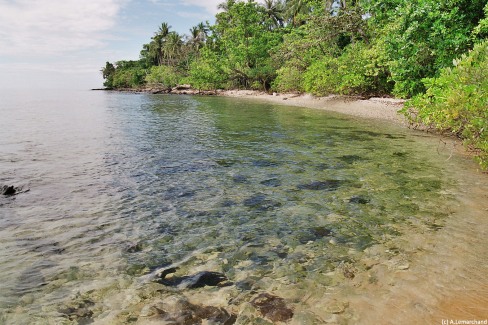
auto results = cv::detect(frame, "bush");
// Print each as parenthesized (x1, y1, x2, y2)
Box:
(404, 41, 488, 169)
(302, 56, 340, 96)
(302, 42, 391, 96)
(384, 0, 486, 98)
(112, 67, 146, 88)
(187, 50, 228, 90)
(145, 66, 180, 88)
(272, 65, 305, 93)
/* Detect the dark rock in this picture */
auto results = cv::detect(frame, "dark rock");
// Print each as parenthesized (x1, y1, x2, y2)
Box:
(181, 271, 229, 289)
(126, 241, 144, 253)
(260, 178, 281, 187)
(243, 195, 266, 207)
(164, 187, 196, 199)
(173, 84, 192, 91)
(232, 175, 248, 183)
(216, 159, 236, 167)
(349, 196, 370, 204)
(59, 299, 95, 324)
(338, 155, 364, 164)
(235, 279, 255, 291)
(157, 224, 178, 235)
(157, 270, 229, 289)
(393, 151, 408, 157)
(151, 88, 170, 94)
(2, 185, 29, 196)
(252, 160, 279, 167)
(155, 297, 236, 325)
(296, 231, 318, 244)
(221, 200, 237, 207)
(250, 293, 294, 322)
(2, 185, 16, 196)
(297, 180, 342, 191)
(298, 226, 334, 243)
(243, 194, 281, 211)
(311, 226, 333, 238)
(271, 245, 289, 259)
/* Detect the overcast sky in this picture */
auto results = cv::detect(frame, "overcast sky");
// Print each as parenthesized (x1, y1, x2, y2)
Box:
(0, 0, 223, 90)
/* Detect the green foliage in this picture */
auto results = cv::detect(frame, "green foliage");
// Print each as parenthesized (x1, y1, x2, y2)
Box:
(272, 65, 304, 92)
(187, 50, 228, 90)
(101, 62, 115, 88)
(211, 0, 283, 90)
(472, 3, 488, 39)
(145, 66, 180, 88)
(404, 41, 488, 169)
(111, 62, 147, 88)
(302, 56, 340, 95)
(303, 41, 392, 96)
(383, 0, 486, 98)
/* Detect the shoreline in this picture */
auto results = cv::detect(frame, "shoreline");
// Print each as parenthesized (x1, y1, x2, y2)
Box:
(100, 87, 407, 125)
(218, 89, 407, 126)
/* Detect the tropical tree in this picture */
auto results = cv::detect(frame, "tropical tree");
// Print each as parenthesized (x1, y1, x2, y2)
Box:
(101, 62, 116, 88)
(164, 32, 183, 66)
(217, 0, 237, 11)
(284, 0, 310, 27)
(261, 0, 285, 29)
(382, 0, 487, 97)
(150, 22, 172, 66)
(188, 22, 208, 52)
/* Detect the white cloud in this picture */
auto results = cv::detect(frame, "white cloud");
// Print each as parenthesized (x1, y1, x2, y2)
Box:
(0, 0, 125, 56)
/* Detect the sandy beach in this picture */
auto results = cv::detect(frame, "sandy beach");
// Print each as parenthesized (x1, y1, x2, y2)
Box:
(219, 90, 407, 125)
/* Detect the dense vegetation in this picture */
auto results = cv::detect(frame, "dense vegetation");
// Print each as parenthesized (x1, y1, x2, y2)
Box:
(102, 0, 488, 168)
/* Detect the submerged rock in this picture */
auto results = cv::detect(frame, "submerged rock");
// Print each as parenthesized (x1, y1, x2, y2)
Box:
(243, 194, 282, 211)
(260, 178, 282, 187)
(143, 296, 236, 325)
(157, 268, 229, 289)
(2, 185, 29, 196)
(297, 180, 342, 191)
(250, 293, 294, 322)
(349, 196, 370, 204)
(2, 185, 25, 196)
(58, 298, 95, 324)
(233, 175, 249, 183)
(252, 160, 279, 167)
(126, 241, 143, 253)
(164, 187, 196, 199)
(2, 185, 16, 196)
(338, 155, 364, 164)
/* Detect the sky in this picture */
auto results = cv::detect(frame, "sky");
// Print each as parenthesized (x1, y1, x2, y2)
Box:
(0, 0, 223, 90)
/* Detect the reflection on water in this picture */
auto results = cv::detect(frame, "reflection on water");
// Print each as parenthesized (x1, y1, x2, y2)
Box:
(0, 91, 487, 324)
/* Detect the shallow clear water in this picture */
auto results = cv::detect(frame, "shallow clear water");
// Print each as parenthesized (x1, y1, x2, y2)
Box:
(0, 91, 486, 324)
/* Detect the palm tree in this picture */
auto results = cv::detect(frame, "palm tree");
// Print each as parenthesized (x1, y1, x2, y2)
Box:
(188, 22, 208, 51)
(261, 0, 285, 29)
(149, 22, 172, 66)
(197, 22, 209, 40)
(140, 43, 158, 66)
(150, 34, 165, 66)
(284, 0, 309, 27)
(164, 32, 183, 66)
(217, 0, 237, 11)
(157, 22, 171, 39)
(189, 26, 203, 52)
(216, 0, 238, 25)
